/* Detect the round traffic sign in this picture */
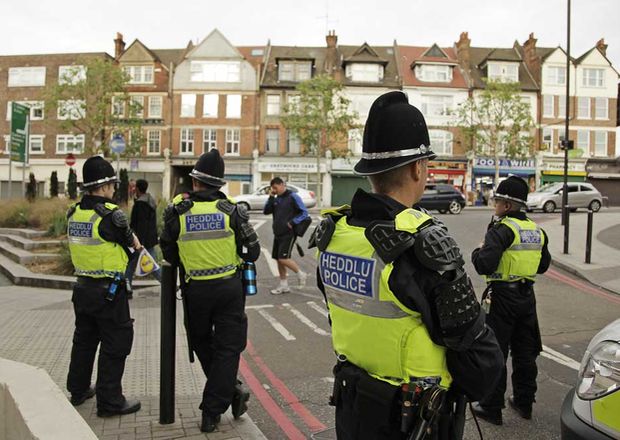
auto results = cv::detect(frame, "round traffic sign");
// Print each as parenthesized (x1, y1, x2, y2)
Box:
(65, 153, 76, 167)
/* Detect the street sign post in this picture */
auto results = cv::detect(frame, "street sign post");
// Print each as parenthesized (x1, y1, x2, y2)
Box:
(9, 102, 29, 199)
(110, 134, 126, 173)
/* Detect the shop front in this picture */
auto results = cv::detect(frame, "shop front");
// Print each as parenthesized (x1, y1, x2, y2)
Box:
(428, 159, 468, 191)
(472, 157, 536, 205)
(330, 158, 370, 207)
(586, 157, 620, 206)
(169, 157, 252, 198)
(539, 156, 587, 186)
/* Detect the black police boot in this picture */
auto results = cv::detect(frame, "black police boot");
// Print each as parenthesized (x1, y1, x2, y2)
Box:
(201, 413, 221, 433)
(471, 402, 503, 425)
(231, 381, 250, 419)
(508, 396, 532, 420)
(97, 399, 141, 417)
(70, 385, 96, 406)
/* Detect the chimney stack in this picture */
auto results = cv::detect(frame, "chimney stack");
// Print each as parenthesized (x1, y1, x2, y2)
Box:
(326, 30, 338, 48)
(455, 32, 471, 69)
(114, 32, 125, 59)
(596, 38, 608, 56)
(523, 33, 541, 83)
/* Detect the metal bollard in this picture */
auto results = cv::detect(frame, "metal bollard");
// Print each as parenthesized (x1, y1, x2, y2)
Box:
(563, 206, 570, 254)
(585, 210, 594, 264)
(159, 261, 177, 424)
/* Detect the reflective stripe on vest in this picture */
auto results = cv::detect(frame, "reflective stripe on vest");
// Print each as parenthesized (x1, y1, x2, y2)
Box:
(318, 209, 452, 387)
(485, 217, 544, 282)
(177, 199, 239, 281)
(67, 204, 128, 279)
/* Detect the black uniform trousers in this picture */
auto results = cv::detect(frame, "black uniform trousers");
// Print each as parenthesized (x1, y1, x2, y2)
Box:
(67, 280, 134, 409)
(184, 275, 247, 416)
(481, 282, 542, 410)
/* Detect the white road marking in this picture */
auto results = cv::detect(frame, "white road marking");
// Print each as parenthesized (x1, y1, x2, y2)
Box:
(307, 301, 329, 318)
(541, 345, 581, 371)
(245, 304, 275, 310)
(282, 303, 330, 336)
(251, 219, 266, 231)
(260, 247, 280, 277)
(322, 377, 335, 383)
(257, 309, 296, 341)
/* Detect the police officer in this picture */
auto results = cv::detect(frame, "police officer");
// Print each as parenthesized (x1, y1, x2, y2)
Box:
(160, 149, 260, 433)
(471, 176, 551, 425)
(66, 156, 141, 417)
(312, 91, 503, 440)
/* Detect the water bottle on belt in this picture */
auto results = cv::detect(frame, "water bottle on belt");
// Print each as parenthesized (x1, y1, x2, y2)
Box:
(241, 262, 257, 296)
(105, 273, 122, 302)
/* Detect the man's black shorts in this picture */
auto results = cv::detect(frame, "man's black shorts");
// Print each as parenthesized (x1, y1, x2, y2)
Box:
(272, 233, 296, 259)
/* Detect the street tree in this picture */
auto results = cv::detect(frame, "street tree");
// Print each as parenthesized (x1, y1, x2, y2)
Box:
(67, 168, 78, 200)
(280, 74, 357, 207)
(454, 80, 534, 186)
(50, 171, 59, 198)
(44, 57, 144, 157)
(26, 173, 37, 202)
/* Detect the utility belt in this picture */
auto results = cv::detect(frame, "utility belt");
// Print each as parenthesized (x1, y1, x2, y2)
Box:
(76, 275, 123, 287)
(330, 359, 465, 440)
(76, 274, 126, 303)
(488, 279, 534, 294)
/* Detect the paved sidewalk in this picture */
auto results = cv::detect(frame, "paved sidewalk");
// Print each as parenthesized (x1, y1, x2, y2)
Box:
(543, 209, 620, 295)
(0, 285, 266, 440)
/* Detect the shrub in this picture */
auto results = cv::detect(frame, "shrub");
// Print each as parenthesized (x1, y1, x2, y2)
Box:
(68, 168, 78, 200)
(47, 212, 68, 238)
(57, 241, 74, 275)
(0, 200, 30, 228)
(26, 173, 37, 202)
(0, 198, 71, 231)
(50, 171, 59, 198)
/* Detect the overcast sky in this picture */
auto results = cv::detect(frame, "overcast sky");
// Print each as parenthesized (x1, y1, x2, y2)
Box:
(2, 0, 619, 70)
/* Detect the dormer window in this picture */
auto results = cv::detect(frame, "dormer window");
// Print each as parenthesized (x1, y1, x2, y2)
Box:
(345, 63, 383, 83)
(278, 61, 312, 82)
(487, 62, 519, 82)
(415, 65, 452, 82)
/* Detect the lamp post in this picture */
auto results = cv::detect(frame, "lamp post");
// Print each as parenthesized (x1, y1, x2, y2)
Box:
(562, 0, 571, 254)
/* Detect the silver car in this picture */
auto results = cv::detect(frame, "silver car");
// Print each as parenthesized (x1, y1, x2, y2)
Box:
(234, 184, 317, 210)
(526, 183, 603, 213)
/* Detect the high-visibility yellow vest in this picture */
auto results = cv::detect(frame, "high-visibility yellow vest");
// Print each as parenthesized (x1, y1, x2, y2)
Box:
(485, 217, 544, 282)
(67, 203, 129, 278)
(175, 196, 239, 281)
(317, 208, 452, 387)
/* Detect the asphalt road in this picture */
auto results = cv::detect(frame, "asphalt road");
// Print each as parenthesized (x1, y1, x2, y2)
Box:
(241, 209, 620, 440)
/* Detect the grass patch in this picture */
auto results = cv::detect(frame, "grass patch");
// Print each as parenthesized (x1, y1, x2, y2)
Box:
(0, 198, 71, 235)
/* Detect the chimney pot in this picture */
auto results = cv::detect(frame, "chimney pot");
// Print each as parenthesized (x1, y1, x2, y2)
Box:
(114, 32, 126, 59)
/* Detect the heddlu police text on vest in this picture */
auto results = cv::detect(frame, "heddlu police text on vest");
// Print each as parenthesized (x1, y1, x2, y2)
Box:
(69, 222, 93, 238)
(185, 213, 225, 232)
(320, 252, 375, 297)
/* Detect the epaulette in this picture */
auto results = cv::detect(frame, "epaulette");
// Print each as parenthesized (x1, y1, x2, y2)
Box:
(216, 199, 236, 216)
(66, 203, 78, 219)
(365, 220, 415, 264)
(173, 193, 193, 215)
(94, 202, 116, 218)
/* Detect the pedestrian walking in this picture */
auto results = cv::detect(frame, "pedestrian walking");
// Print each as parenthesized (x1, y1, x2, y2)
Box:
(125, 179, 161, 296)
(471, 175, 551, 425)
(312, 91, 503, 439)
(263, 177, 309, 294)
(160, 149, 260, 433)
(66, 156, 142, 417)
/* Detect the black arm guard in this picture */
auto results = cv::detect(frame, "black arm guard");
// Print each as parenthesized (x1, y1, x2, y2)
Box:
(66, 205, 77, 219)
(174, 199, 194, 215)
(365, 221, 415, 263)
(413, 224, 464, 271)
(238, 221, 259, 248)
(216, 199, 236, 216)
(313, 216, 336, 251)
(110, 209, 134, 247)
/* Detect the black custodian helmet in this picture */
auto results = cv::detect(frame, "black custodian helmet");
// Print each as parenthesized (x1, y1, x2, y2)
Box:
(494, 176, 529, 205)
(354, 91, 436, 176)
(190, 149, 226, 187)
(82, 156, 118, 190)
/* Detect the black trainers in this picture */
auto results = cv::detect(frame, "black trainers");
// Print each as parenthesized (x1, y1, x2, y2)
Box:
(508, 396, 532, 420)
(232, 382, 250, 419)
(471, 402, 503, 425)
(201, 413, 221, 433)
(70, 386, 96, 406)
(97, 399, 141, 417)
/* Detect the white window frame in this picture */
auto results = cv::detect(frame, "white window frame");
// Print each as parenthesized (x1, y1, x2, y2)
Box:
(112, 96, 125, 118)
(58, 65, 86, 85)
(56, 134, 85, 154)
(130, 95, 144, 118)
(595, 97, 608, 120)
(582, 68, 604, 88)
(123, 65, 154, 84)
(348, 128, 363, 155)
(278, 61, 312, 82)
(147, 130, 161, 155)
(202, 94, 219, 118)
(577, 130, 589, 151)
(181, 94, 196, 118)
(180, 128, 194, 155)
(225, 129, 240, 156)
(545, 66, 566, 86)
(226, 95, 242, 119)
(594, 131, 607, 157)
(202, 128, 217, 153)
(487, 62, 519, 82)
(8, 67, 46, 87)
(265, 129, 280, 154)
(148, 96, 163, 119)
(29, 135, 45, 155)
(346, 63, 383, 83)
(577, 97, 590, 119)
(542, 127, 553, 151)
(420, 95, 453, 117)
(266, 95, 281, 116)
(190, 61, 241, 83)
(6, 101, 44, 121)
(428, 130, 453, 156)
(415, 64, 452, 82)
(543, 95, 554, 117)
(558, 95, 566, 119)
(287, 130, 301, 154)
(57, 100, 85, 120)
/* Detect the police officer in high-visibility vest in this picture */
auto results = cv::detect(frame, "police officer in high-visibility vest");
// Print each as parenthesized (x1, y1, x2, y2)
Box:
(160, 149, 260, 433)
(471, 176, 551, 425)
(66, 156, 142, 417)
(312, 91, 503, 440)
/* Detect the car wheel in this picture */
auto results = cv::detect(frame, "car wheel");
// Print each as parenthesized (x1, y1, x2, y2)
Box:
(238, 201, 251, 211)
(589, 200, 601, 212)
(543, 201, 556, 213)
(448, 201, 462, 215)
(438, 209, 447, 214)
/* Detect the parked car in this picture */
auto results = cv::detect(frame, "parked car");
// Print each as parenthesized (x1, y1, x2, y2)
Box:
(234, 184, 317, 210)
(560, 318, 620, 440)
(527, 183, 603, 213)
(417, 184, 466, 215)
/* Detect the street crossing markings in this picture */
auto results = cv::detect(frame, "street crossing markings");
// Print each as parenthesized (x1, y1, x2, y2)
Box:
(246, 304, 275, 310)
(307, 301, 329, 318)
(261, 247, 280, 277)
(251, 219, 266, 231)
(541, 344, 580, 371)
(257, 309, 296, 341)
(282, 303, 330, 336)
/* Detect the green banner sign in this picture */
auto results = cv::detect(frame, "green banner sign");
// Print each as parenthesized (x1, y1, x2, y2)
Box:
(10, 102, 29, 163)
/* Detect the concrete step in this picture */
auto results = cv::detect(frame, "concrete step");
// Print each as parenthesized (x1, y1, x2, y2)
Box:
(0, 228, 47, 239)
(0, 234, 61, 251)
(0, 241, 59, 265)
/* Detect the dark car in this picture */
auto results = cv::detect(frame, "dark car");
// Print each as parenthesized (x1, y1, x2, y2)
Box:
(417, 184, 466, 214)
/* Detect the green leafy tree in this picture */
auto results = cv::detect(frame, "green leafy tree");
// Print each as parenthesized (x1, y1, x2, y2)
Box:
(454, 80, 534, 186)
(50, 171, 59, 198)
(280, 75, 357, 207)
(26, 173, 37, 202)
(67, 168, 78, 200)
(44, 57, 144, 157)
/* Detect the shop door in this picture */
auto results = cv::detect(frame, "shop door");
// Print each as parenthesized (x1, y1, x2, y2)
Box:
(331, 176, 371, 207)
